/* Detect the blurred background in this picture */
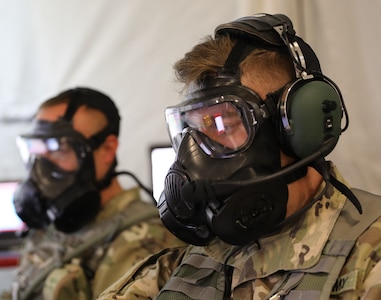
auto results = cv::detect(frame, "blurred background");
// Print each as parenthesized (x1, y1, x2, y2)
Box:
(0, 0, 380, 290)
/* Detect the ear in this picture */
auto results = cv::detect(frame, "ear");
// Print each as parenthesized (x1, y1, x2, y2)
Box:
(101, 135, 119, 164)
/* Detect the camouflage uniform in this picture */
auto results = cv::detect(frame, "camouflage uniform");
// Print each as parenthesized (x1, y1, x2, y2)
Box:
(1, 187, 186, 300)
(97, 163, 381, 300)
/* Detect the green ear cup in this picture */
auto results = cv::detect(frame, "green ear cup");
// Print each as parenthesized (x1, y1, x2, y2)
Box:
(280, 79, 342, 158)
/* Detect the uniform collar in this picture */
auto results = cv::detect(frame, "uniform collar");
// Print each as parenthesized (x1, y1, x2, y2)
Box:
(229, 162, 349, 287)
(95, 187, 140, 222)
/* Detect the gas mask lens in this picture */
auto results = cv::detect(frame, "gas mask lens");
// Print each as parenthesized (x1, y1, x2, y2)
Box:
(16, 136, 81, 172)
(166, 95, 257, 158)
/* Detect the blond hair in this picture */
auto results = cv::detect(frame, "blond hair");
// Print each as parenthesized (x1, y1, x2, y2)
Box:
(174, 35, 295, 92)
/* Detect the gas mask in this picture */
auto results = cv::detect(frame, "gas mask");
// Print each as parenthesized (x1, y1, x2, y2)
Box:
(13, 88, 120, 233)
(158, 82, 289, 246)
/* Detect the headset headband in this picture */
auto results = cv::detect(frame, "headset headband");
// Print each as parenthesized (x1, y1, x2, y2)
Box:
(215, 13, 321, 79)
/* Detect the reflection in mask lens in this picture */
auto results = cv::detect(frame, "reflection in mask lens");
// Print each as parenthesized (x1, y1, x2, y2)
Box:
(184, 102, 248, 150)
(16, 137, 80, 172)
(165, 93, 262, 159)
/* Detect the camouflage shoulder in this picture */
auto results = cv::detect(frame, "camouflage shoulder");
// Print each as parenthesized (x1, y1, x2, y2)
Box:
(0, 291, 12, 300)
(338, 217, 381, 298)
(96, 188, 142, 221)
(96, 246, 188, 300)
(92, 211, 187, 296)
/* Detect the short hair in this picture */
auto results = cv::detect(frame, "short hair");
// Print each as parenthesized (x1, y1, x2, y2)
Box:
(39, 87, 120, 137)
(173, 35, 295, 93)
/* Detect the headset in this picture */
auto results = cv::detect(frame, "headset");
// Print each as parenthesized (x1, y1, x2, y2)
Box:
(214, 13, 348, 159)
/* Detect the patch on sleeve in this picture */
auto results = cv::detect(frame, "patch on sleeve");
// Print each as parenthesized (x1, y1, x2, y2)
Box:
(331, 270, 359, 296)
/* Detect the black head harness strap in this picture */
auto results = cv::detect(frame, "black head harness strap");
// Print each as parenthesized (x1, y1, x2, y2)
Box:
(61, 87, 121, 189)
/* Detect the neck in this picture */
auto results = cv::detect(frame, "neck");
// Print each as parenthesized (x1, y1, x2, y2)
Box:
(285, 166, 323, 217)
(100, 177, 123, 207)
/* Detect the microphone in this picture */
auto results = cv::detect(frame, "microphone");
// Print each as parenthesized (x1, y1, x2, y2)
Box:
(206, 136, 361, 214)
(210, 136, 337, 195)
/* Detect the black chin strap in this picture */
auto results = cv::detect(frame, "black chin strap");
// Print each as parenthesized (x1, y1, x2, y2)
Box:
(328, 174, 362, 214)
(312, 159, 362, 214)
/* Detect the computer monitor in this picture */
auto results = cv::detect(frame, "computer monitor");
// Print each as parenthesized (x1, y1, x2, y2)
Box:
(149, 145, 175, 202)
(0, 181, 25, 249)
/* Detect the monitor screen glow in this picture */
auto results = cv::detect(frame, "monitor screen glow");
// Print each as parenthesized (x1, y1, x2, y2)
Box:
(0, 181, 24, 233)
(150, 146, 175, 202)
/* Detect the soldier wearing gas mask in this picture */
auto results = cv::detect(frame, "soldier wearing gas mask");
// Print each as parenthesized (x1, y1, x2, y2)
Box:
(97, 14, 381, 300)
(14, 88, 120, 233)
(3, 87, 185, 300)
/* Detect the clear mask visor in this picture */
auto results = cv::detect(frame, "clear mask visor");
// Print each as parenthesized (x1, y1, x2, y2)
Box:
(165, 95, 257, 158)
(16, 136, 82, 172)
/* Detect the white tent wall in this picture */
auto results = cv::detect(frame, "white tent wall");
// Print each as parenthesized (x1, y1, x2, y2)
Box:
(0, 0, 380, 199)
(0, 0, 248, 195)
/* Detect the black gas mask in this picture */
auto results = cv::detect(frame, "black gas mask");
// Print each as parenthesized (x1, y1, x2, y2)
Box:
(158, 13, 361, 246)
(158, 82, 289, 245)
(13, 88, 120, 233)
